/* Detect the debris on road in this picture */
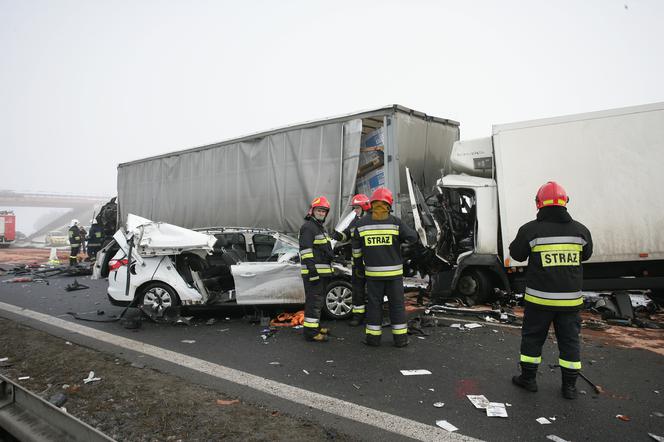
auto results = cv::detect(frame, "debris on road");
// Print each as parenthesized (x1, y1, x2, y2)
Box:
(205, 318, 217, 325)
(467, 395, 490, 409)
(616, 414, 631, 422)
(652, 412, 664, 417)
(64, 279, 89, 292)
(302, 369, 310, 375)
(486, 402, 508, 418)
(0, 357, 8, 362)
(649, 433, 664, 442)
(18, 376, 30, 381)
(433, 402, 445, 408)
(269, 361, 281, 366)
(49, 392, 68, 407)
(181, 340, 196, 344)
(435, 420, 458, 432)
(546, 435, 570, 442)
(464, 323, 483, 329)
(216, 399, 240, 406)
(537, 417, 552, 425)
(400, 369, 432, 376)
(270, 311, 305, 327)
(83, 371, 101, 384)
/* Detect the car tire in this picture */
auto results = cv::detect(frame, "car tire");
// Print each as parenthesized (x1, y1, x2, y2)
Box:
(137, 282, 181, 314)
(323, 280, 353, 320)
(455, 268, 492, 306)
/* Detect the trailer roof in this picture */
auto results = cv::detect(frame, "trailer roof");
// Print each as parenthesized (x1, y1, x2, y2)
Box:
(120, 104, 460, 167)
(493, 101, 664, 134)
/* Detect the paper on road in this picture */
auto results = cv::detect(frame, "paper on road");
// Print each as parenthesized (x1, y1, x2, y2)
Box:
(486, 402, 508, 417)
(467, 395, 490, 409)
(400, 369, 432, 376)
(435, 420, 458, 432)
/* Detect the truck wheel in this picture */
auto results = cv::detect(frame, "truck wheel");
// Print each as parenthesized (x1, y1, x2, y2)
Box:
(138, 282, 180, 314)
(456, 269, 492, 306)
(323, 280, 353, 320)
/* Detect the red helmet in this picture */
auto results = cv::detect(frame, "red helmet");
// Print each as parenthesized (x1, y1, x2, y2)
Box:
(535, 181, 569, 209)
(370, 187, 393, 207)
(351, 193, 371, 211)
(310, 196, 331, 211)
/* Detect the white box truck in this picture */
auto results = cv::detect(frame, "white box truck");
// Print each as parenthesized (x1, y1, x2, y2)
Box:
(411, 102, 664, 304)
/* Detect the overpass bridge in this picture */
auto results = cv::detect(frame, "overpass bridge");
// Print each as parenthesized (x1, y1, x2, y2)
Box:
(0, 190, 112, 242)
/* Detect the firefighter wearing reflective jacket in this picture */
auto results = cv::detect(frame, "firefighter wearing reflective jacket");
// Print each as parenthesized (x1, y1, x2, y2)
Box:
(68, 219, 82, 266)
(351, 187, 418, 347)
(87, 219, 104, 261)
(509, 181, 593, 400)
(299, 196, 335, 342)
(332, 194, 371, 327)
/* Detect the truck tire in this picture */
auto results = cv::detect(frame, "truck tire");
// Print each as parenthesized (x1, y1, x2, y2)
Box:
(456, 268, 492, 306)
(323, 280, 353, 320)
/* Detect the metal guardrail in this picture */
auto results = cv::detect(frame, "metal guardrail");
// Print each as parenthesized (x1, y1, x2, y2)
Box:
(0, 374, 115, 442)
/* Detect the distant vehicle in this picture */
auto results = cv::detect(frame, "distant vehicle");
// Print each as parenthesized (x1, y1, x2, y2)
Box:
(93, 215, 355, 320)
(45, 230, 69, 247)
(0, 211, 16, 248)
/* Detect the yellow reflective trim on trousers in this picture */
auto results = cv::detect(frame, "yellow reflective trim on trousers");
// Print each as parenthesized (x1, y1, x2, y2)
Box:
(303, 321, 319, 328)
(365, 269, 403, 277)
(300, 253, 314, 259)
(365, 328, 382, 336)
(524, 294, 583, 307)
(352, 252, 363, 258)
(301, 269, 309, 274)
(352, 307, 365, 313)
(392, 328, 408, 335)
(359, 229, 399, 237)
(559, 358, 581, 369)
(531, 243, 583, 252)
(313, 239, 329, 244)
(520, 354, 542, 364)
(317, 268, 333, 274)
(308, 276, 320, 281)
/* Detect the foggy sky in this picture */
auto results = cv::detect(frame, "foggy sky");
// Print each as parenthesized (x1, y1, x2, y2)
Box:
(2, 0, 663, 197)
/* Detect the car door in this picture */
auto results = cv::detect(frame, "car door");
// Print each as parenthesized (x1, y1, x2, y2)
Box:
(231, 260, 304, 304)
(406, 167, 441, 248)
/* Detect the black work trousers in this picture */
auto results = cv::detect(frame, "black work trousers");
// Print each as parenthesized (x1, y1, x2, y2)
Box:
(520, 304, 581, 368)
(352, 275, 367, 313)
(69, 245, 80, 266)
(365, 277, 407, 341)
(303, 276, 329, 338)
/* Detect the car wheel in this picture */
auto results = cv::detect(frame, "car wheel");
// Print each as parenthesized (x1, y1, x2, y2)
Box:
(323, 280, 353, 320)
(138, 282, 180, 314)
(455, 268, 492, 306)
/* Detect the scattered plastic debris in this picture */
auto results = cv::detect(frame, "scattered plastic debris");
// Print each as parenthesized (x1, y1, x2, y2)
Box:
(18, 376, 30, 381)
(486, 402, 508, 418)
(0, 357, 7, 362)
(83, 371, 101, 384)
(326, 360, 334, 363)
(653, 412, 664, 418)
(49, 392, 68, 407)
(61, 384, 70, 389)
(401, 369, 432, 376)
(206, 318, 217, 325)
(435, 420, 458, 432)
(505, 403, 512, 407)
(649, 433, 664, 442)
(216, 399, 239, 406)
(428, 388, 435, 392)
(467, 395, 490, 409)
(537, 417, 552, 425)
(465, 323, 483, 329)
(433, 402, 445, 408)
(217, 329, 229, 332)
(302, 369, 310, 375)
(450, 324, 462, 328)
(181, 340, 196, 344)
(616, 414, 631, 422)
(416, 336, 426, 340)
(65, 341, 72, 346)
(546, 436, 570, 442)
(352, 384, 361, 390)
(269, 362, 281, 366)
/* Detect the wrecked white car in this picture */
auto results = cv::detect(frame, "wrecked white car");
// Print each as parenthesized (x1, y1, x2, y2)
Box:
(92, 215, 353, 319)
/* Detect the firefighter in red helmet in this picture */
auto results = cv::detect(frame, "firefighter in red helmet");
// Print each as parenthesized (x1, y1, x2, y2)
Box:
(332, 194, 371, 326)
(351, 187, 418, 347)
(510, 181, 593, 399)
(299, 196, 334, 342)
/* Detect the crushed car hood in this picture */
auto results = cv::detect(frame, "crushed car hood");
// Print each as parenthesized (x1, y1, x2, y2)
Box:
(126, 214, 217, 255)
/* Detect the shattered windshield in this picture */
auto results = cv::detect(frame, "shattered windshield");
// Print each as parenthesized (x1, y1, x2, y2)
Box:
(271, 233, 300, 262)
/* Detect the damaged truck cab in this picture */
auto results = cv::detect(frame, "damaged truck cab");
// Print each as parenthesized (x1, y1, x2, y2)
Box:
(417, 102, 664, 304)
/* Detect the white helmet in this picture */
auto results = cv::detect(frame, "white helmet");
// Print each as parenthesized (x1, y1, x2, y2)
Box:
(71, 219, 79, 227)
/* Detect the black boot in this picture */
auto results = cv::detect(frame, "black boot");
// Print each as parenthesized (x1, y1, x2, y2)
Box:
(363, 333, 381, 347)
(561, 368, 579, 399)
(348, 313, 364, 327)
(393, 334, 409, 348)
(512, 362, 538, 392)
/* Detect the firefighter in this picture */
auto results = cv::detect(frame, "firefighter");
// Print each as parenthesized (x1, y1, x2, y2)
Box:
(332, 194, 371, 326)
(351, 187, 418, 347)
(509, 181, 593, 399)
(87, 219, 104, 261)
(299, 196, 335, 342)
(68, 219, 82, 266)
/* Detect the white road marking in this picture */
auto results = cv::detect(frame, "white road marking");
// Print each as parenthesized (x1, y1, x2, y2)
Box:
(0, 302, 479, 442)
